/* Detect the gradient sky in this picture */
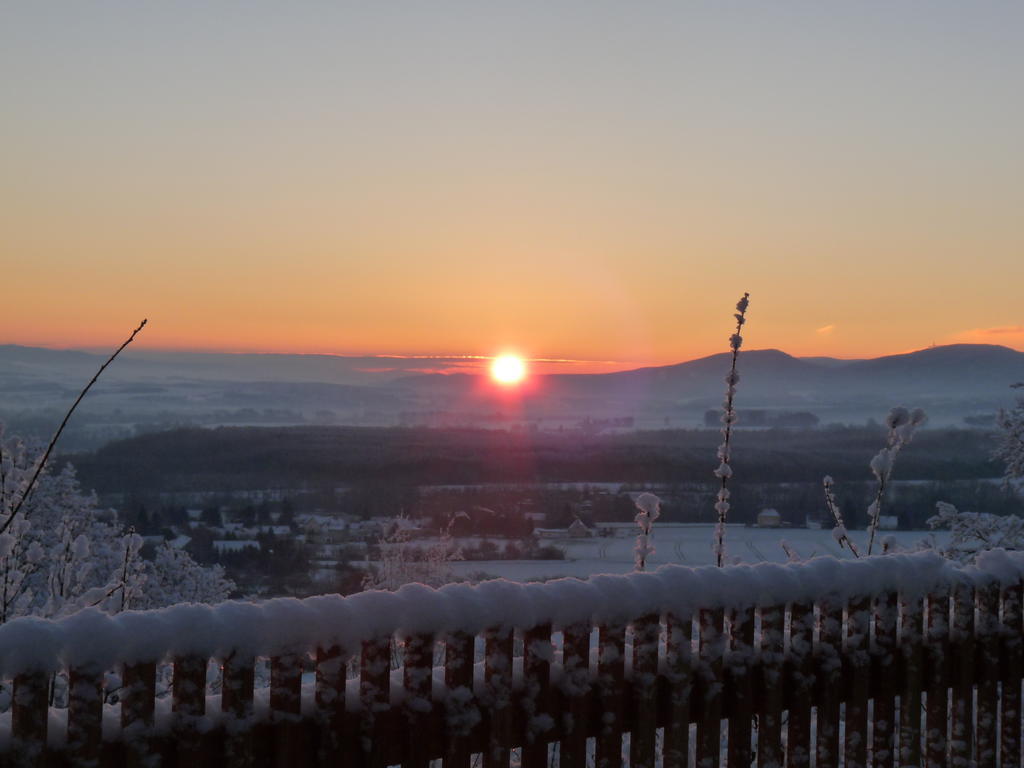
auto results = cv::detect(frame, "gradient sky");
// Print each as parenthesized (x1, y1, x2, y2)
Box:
(2, 2, 1022, 370)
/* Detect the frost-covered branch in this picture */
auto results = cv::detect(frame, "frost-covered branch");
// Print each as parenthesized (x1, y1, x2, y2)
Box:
(823, 475, 859, 558)
(779, 539, 803, 563)
(865, 406, 926, 555)
(633, 492, 661, 571)
(713, 292, 750, 567)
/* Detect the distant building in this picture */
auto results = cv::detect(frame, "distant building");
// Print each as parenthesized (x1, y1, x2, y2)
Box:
(757, 509, 782, 528)
(567, 519, 593, 538)
(533, 528, 570, 539)
(213, 540, 261, 553)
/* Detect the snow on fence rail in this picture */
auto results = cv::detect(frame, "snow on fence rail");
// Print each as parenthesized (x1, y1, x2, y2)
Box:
(1, 550, 1023, 766)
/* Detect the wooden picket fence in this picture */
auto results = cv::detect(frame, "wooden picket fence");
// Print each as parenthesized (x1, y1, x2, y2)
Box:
(2, 555, 1024, 767)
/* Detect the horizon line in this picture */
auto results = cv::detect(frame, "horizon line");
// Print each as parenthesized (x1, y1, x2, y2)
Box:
(3, 340, 1022, 369)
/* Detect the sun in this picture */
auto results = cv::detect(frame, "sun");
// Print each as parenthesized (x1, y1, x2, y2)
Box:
(490, 354, 526, 385)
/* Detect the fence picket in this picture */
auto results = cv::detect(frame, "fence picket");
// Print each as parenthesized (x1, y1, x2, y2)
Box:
(871, 591, 897, 768)
(1003, 582, 1024, 768)
(786, 602, 814, 768)
(758, 604, 785, 768)
(925, 590, 950, 767)
(727, 605, 754, 768)
(270, 653, 304, 766)
(11, 671, 48, 768)
(67, 665, 105, 765)
(631, 614, 661, 768)
(664, 613, 693, 768)
(522, 624, 553, 768)
(899, 592, 924, 767)
(595, 622, 626, 768)
(314, 645, 347, 766)
(222, 652, 255, 768)
(815, 597, 843, 768)
(950, 582, 975, 768)
(844, 596, 870, 768)
(361, 635, 392, 768)
(976, 582, 1000, 765)
(173, 654, 207, 764)
(122, 661, 156, 768)
(559, 623, 592, 768)
(484, 626, 514, 768)
(444, 631, 475, 768)
(403, 633, 435, 768)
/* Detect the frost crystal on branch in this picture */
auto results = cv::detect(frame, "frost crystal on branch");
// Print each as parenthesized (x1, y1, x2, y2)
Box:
(823, 475, 859, 558)
(865, 406, 926, 555)
(633, 492, 661, 571)
(713, 292, 750, 567)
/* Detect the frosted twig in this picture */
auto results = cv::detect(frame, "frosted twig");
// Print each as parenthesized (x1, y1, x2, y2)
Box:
(633, 492, 661, 571)
(865, 407, 926, 555)
(713, 293, 750, 567)
(823, 475, 859, 558)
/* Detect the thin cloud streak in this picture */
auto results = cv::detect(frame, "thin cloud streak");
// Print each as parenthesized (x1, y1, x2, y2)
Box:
(950, 325, 1024, 348)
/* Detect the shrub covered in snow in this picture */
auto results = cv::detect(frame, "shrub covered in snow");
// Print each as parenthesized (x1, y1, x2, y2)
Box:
(996, 383, 1024, 485)
(927, 501, 1024, 564)
(0, 431, 233, 624)
(362, 516, 463, 591)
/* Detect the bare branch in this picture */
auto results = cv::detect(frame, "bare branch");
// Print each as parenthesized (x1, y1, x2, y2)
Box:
(0, 319, 147, 535)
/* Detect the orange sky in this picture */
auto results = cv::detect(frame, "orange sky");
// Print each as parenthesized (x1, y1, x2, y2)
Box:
(2, 4, 1022, 368)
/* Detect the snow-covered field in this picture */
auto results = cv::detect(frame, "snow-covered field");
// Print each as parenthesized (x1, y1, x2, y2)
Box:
(451, 525, 952, 582)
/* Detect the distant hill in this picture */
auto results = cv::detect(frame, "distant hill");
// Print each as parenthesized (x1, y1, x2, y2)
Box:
(398, 344, 1024, 405)
(1, 343, 1022, 441)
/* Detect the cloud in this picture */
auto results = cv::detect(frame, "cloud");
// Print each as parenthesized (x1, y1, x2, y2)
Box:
(973, 325, 1024, 336)
(951, 326, 1024, 346)
(816, 324, 836, 335)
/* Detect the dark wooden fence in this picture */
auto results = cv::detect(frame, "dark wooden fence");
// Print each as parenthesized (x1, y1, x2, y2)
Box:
(2, 552, 1023, 767)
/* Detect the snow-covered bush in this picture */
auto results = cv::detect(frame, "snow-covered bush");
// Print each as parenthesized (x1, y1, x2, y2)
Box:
(0, 431, 232, 624)
(927, 501, 1024, 564)
(996, 383, 1024, 484)
(362, 516, 463, 591)
(924, 393, 1024, 563)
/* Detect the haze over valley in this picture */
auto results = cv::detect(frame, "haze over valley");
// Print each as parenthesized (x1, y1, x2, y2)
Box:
(3, 342, 1021, 450)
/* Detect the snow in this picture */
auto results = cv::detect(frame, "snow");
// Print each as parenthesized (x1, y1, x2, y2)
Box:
(2, 547, 1018, 679)
(456, 526, 951, 579)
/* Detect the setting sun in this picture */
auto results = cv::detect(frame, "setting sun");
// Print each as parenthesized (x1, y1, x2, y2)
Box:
(490, 355, 526, 385)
